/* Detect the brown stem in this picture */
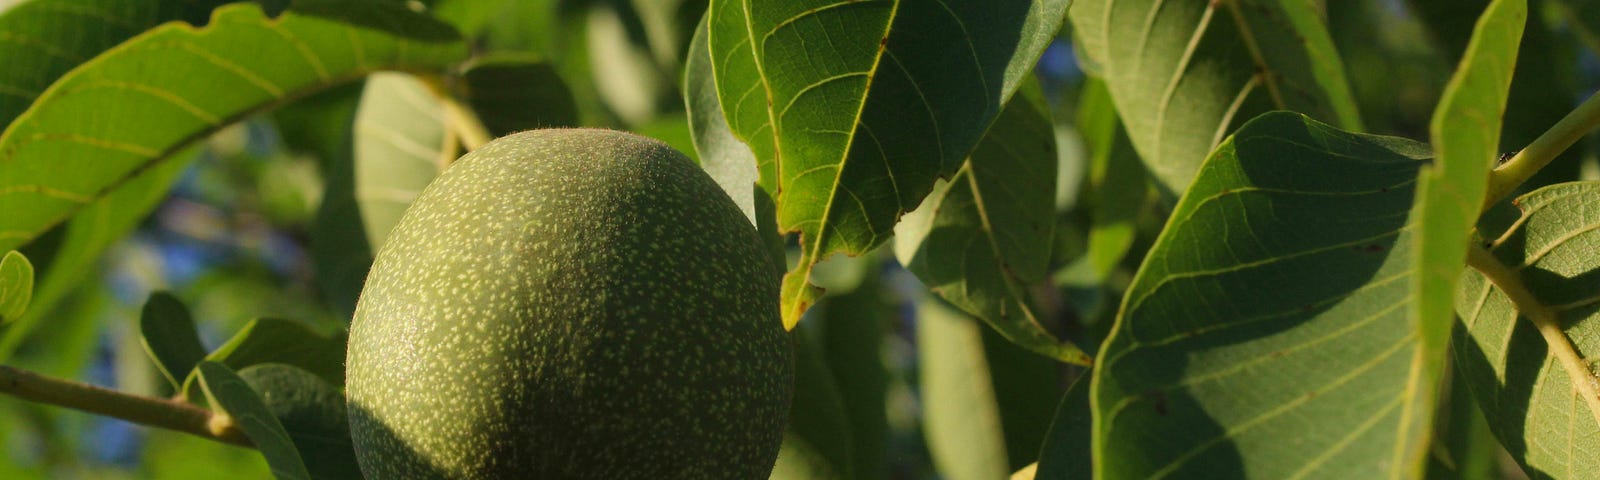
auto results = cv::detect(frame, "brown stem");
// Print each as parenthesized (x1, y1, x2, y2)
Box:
(0, 364, 253, 448)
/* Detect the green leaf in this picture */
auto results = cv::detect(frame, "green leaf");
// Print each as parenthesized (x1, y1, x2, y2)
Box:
(980, 312, 1066, 471)
(0, 1, 467, 252)
(770, 326, 853, 479)
(1068, 0, 1363, 197)
(0, 0, 235, 129)
(459, 54, 579, 135)
(0, 250, 30, 325)
(354, 57, 578, 252)
(686, 14, 760, 225)
(183, 318, 347, 402)
(1425, 375, 1497, 480)
(919, 297, 1010, 480)
(353, 72, 449, 252)
(139, 291, 207, 389)
(1092, 112, 1437, 478)
(1034, 374, 1092, 480)
(237, 363, 361, 480)
(1071, 77, 1149, 284)
(814, 264, 890, 480)
(894, 79, 1087, 365)
(707, 0, 1069, 328)
(1454, 182, 1600, 478)
(1406, 0, 1525, 473)
(0, 0, 235, 358)
(0, 148, 195, 361)
(287, 83, 369, 317)
(196, 361, 313, 480)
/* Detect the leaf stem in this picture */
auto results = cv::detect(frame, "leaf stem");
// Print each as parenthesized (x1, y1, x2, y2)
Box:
(1483, 91, 1600, 210)
(0, 364, 253, 448)
(1464, 244, 1600, 426)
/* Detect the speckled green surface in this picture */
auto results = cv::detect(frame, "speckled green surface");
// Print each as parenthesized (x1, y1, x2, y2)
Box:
(346, 129, 792, 479)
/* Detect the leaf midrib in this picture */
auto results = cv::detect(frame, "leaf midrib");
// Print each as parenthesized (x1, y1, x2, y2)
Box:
(0, 5, 459, 250)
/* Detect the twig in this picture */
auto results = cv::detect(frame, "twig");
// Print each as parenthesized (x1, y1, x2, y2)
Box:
(0, 364, 253, 448)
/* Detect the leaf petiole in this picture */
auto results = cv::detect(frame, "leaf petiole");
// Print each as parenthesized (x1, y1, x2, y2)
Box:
(1483, 91, 1600, 210)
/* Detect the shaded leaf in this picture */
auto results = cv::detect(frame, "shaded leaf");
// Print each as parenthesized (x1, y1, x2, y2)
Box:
(287, 83, 369, 317)
(707, 0, 1070, 328)
(1424, 373, 1497, 480)
(1069, 0, 1363, 196)
(196, 361, 313, 480)
(980, 312, 1066, 471)
(1034, 374, 1092, 480)
(895, 79, 1087, 365)
(459, 53, 579, 135)
(1454, 181, 1600, 479)
(0, 250, 30, 325)
(919, 297, 1010, 480)
(184, 318, 347, 401)
(139, 291, 207, 389)
(0, 1, 467, 252)
(238, 363, 361, 480)
(1092, 112, 1438, 478)
(770, 326, 853, 479)
(814, 264, 890, 480)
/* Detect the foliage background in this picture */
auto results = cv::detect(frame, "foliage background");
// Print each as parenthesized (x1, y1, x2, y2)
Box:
(0, 0, 1594, 478)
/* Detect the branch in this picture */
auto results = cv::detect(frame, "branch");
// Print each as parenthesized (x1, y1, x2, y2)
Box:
(0, 364, 253, 448)
(1464, 244, 1600, 426)
(1483, 91, 1600, 210)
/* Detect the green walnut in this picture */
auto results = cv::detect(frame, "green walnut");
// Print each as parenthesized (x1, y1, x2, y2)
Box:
(345, 129, 792, 479)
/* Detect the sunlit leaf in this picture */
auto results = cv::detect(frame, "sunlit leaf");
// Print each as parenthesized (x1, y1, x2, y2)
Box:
(1455, 182, 1600, 478)
(139, 291, 207, 389)
(1405, 0, 1525, 473)
(354, 72, 449, 252)
(707, 0, 1070, 328)
(1093, 112, 1438, 478)
(0, 0, 243, 358)
(1069, 0, 1363, 196)
(919, 297, 1010, 480)
(0, 0, 237, 129)
(0, 1, 468, 253)
(895, 79, 1087, 365)
(685, 15, 760, 224)
(0, 250, 30, 325)
(196, 361, 313, 480)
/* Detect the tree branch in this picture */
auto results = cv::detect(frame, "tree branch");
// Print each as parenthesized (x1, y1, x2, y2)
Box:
(0, 364, 253, 448)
